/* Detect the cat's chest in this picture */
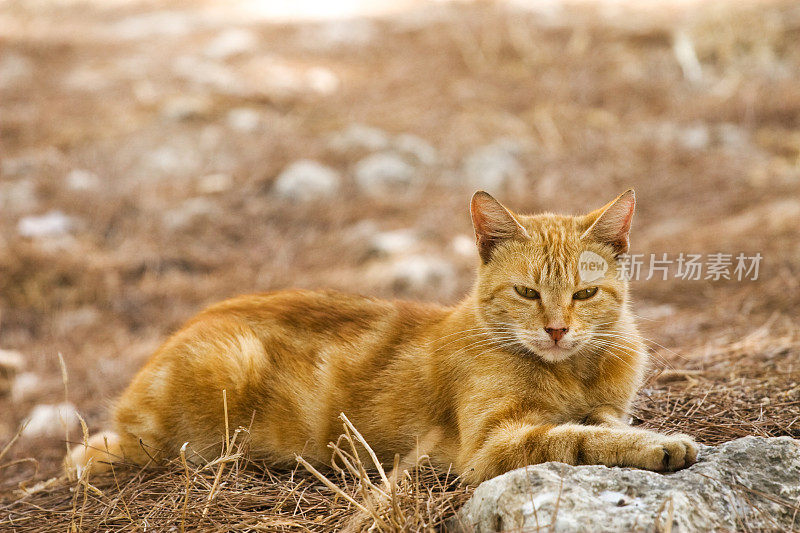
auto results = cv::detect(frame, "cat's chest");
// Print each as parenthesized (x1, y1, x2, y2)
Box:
(518, 362, 619, 420)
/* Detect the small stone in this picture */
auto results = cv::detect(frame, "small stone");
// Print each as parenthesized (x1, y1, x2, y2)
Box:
(144, 144, 201, 175)
(0, 179, 38, 213)
(197, 173, 234, 194)
(204, 28, 259, 60)
(17, 211, 75, 238)
(385, 255, 456, 294)
(161, 95, 212, 121)
(274, 160, 340, 202)
(354, 152, 415, 196)
(11, 372, 41, 402)
(679, 123, 711, 150)
(306, 67, 339, 95)
(329, 124, 390, 153)
(22, 403, 80, 439)
(296, 19, 377, 50)
(394, 134, 438, 165)
(451, 234, 476, 257)
(368, 230, 418, 256)
(226, 108, 262, 132)
(162, 198, 217, 231)
(66, 169, 100, 191)
(462, 142, 525, 192)
(717, 123, 749, 149)
(0, 53, 33, 90)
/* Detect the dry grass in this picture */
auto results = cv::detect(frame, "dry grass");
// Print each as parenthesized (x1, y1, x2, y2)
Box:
(1, 412, 471, 532)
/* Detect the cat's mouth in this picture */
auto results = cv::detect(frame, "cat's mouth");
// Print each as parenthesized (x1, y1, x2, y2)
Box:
(514, 333, 583, 363)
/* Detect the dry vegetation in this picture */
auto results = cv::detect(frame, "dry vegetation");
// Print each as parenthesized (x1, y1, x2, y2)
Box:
(1, 0, 800, 530)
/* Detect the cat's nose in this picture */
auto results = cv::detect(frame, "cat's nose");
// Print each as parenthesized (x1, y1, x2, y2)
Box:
(544, 326, 569, 342)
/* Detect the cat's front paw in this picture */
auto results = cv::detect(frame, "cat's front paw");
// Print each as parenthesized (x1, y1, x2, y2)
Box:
(633, 433, 698, 471)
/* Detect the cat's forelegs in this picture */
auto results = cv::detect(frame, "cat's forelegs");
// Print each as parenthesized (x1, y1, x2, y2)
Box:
(459, 422, 698, 483)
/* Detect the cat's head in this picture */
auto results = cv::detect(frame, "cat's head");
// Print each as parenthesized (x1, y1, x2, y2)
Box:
(470, 190, 634, 363)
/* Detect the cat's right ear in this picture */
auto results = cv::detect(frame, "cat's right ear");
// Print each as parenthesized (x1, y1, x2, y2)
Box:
(470, 191, 529, 264)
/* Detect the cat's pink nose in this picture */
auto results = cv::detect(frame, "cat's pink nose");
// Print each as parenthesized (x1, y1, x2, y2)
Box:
(544, 327, 569, 342)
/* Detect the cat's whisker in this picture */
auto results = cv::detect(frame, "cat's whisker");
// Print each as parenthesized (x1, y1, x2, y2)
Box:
(582, 340, 643, 373)
(591, 332, 687, 363)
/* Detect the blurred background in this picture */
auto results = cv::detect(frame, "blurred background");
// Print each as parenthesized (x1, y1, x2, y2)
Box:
(1, 0, 799, 488)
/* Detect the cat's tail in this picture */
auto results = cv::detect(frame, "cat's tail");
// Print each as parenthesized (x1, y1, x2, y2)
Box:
(66, 431, 122, 477)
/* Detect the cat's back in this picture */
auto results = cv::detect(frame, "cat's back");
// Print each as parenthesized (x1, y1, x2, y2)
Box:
(193, 289, 447, 342)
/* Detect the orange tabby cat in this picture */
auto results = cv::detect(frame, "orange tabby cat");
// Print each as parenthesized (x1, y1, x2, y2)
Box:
(71, 190, 697, 483)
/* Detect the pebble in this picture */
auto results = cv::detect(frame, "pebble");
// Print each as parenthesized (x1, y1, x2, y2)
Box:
(11, 372, 41, 402)
(394, 134, 438, 165)
(17, 211, 75, 238)
(21, 403, 80, 439)
(462, 141, 524, 192)
(274, 160, 341, 202)
(354, 152, 415, 196)
(368, 229, 418, 256)
(385, 255, 456, 294)
(196, 173, 234, 194)
(329, 124, 390, 152)
(204, 28, 259, 60)
(226, 107, 262, 132)
(66, 169, 100, 191)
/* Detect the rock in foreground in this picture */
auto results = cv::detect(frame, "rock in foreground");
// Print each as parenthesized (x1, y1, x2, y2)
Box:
(455, 436, 800, 532)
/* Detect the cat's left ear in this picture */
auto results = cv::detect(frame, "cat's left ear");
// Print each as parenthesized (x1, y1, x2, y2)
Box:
(580, 189, 635, 256)
(470, 191, 530, 264)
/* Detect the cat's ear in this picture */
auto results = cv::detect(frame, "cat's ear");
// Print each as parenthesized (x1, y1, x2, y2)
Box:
(470, 191, 529, 264)
(580, 189, 635, 256)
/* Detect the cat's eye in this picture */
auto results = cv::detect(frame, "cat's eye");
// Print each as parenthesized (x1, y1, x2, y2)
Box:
(573, 287, 599, 300)
(514, 285, 540, 300)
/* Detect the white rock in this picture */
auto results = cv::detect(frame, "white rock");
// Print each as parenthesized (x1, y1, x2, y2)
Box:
(144, 144, 201, 175)
(274, 160, 341, 202)
(329, 124, 390, 152)
(162, 197, 217, 231)
(22, 403, 80, 439)
(0, 349, 24, 371)
(394, 134, 438, 165)
(637, 303, 677, 320)
(197, 173, 234, 194)
(204, 28, 259, 59)
(173, 55, 240, 94)
(0, 53, 33, 90)
(11, 372, 41, 402)
(462, 142, 524, 192)
(296, 20, 377, 50)
(306, 67, 340, 95)
(354, 152, 416, 196)
(66, 169, 100, 191)
(717, 123, 749, 149)
(456, 437, 800, 532)
(226, 107, 262, 132)
(0, 179, 38, 213)
(111, 11, 197, 40)
(161, 95, 212, 120)
(386, 255, 456, 294)
(451, 234, 476, 257)
(369, 230, 418, 256)
(17, 211, 75, 238)
(679, 123, 711, 150)
(55, 307, 100, 334)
